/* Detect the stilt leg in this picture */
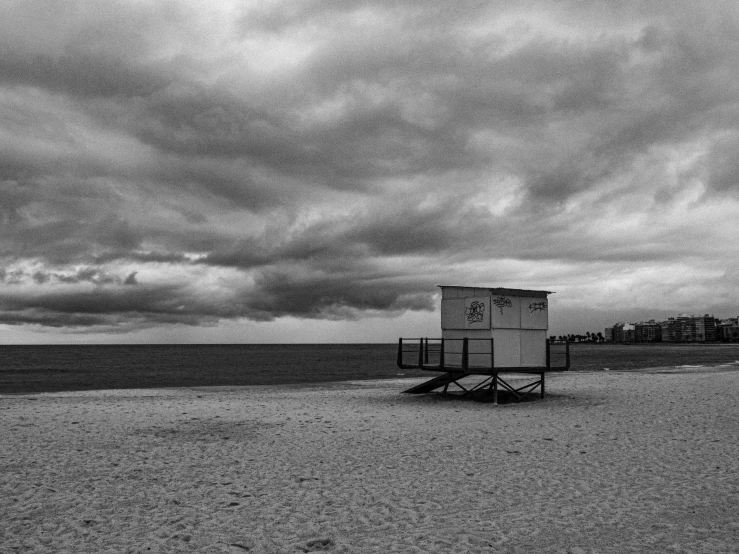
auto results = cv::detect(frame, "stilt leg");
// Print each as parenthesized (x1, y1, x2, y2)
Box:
(541, 372, 545, 399)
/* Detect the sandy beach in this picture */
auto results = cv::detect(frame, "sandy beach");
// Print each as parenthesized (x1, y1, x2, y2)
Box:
(2, 369, 739, 553)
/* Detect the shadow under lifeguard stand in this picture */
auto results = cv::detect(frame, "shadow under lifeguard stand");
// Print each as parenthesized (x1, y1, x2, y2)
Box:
(398, 286, 570, 403)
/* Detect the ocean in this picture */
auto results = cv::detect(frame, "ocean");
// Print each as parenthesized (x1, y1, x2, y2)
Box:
(2, 342, 739, 394)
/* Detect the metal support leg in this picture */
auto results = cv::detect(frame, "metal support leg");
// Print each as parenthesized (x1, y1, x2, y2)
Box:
(541, 372, 545, 399)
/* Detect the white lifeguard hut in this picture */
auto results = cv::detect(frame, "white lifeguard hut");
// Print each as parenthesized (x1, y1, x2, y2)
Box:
(397, 285, 569, 402)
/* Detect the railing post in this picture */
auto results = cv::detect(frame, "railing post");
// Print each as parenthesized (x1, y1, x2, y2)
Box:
(424, 337, 429, 364)
(546, 338, 550, 369)
(439, 338, 445, 369)
(565, 341, 571, 370)
(490, 338, 495, 369)
(397, 337, 403, 368)
(418, 338, 424, 368)
(462, 337, 469, 371)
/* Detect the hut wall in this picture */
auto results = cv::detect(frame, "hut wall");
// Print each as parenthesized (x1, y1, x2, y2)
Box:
(439, 286, 550, 368)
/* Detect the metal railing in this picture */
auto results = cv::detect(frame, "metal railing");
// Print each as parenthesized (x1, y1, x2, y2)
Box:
(397, 337, 570, 372)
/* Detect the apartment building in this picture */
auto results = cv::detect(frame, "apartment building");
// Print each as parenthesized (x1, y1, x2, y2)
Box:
(717, 318, 739, 341)
(610, 322, 634, 342)
(607, 314, 718, 342)
(634, 320, 661, 342)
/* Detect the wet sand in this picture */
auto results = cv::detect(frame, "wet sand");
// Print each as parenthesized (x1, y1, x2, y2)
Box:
(2, 369, 739, 553)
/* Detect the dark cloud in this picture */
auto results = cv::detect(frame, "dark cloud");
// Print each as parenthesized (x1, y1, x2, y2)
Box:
(1, 1, 739, 337)
(200, 202, 475, 269)
(0, 46, 168, 99)
(0, 261, 436, 329)
(245, 269, 436, 321)
(4, 267, 138, 287)
(0, 278, 215, 329)
(92, 251, 192, 265)
(707, 134, 739, 194)
(32, 272, 50, 284)
(1, 207, 144, 263)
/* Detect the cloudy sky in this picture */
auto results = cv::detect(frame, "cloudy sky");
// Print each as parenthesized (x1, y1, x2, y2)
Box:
(1, 0, 739, 344)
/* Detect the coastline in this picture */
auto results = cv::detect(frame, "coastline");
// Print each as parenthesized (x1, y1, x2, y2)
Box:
(2, 370, 739, 552)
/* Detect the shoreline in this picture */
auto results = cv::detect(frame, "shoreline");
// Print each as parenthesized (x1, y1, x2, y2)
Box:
(3, 369, 739, 552)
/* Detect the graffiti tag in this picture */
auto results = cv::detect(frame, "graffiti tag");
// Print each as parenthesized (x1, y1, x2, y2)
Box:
(529, 301, 547, 313)
(465, 301, 485, 324)
(492, 296, 512, 314)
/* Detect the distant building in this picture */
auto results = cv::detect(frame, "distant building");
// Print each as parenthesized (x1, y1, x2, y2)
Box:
(604, 327, 613, 342)
(694, 314, 717, 342)
(660, 319, 674, 342)
(717, 318, 739, 342)
(609, 313, 720, 343)
(676, 314, 694, 341)
(634, 320, 661, 342)
(666, 314, 716, 342)
(611, 322, 635, 342)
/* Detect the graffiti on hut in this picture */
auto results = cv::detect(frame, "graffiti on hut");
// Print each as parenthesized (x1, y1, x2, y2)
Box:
(492, 296, 512, 315)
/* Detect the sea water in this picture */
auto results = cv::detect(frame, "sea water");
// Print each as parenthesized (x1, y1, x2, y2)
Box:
(2, 342, 739, 394)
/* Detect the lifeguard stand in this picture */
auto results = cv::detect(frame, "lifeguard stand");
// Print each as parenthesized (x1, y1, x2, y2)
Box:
(397, 286, 569, 402)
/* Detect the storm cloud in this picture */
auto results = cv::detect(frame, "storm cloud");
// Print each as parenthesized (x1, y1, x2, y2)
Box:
(1, 0, 739, 339)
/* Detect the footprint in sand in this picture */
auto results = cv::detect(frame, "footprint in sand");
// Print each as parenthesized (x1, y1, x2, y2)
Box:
(300, 537, 334, 552)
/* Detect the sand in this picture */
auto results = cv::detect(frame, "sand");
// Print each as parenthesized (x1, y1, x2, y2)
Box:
(2, 370, 739, 553)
